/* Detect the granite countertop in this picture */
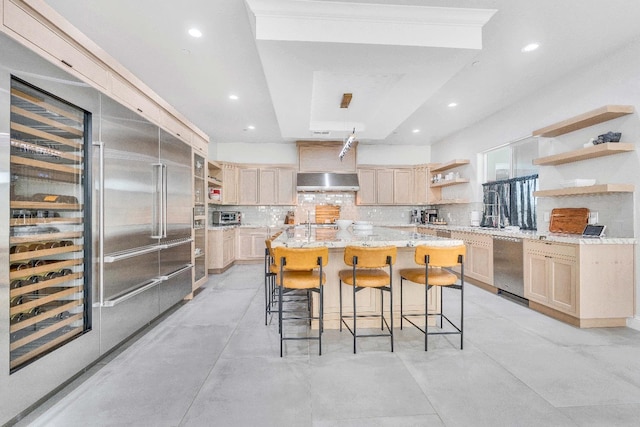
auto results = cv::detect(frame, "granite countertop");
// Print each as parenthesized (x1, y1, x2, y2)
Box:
(271, 225, 464, 248)
(417, 224, 636, 245)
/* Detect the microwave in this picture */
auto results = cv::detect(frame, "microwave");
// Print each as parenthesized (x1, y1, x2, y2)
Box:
(212, 211, 241, 225)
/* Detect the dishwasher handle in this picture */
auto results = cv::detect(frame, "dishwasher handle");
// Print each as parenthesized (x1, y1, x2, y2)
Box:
(493, 235, 522, 243)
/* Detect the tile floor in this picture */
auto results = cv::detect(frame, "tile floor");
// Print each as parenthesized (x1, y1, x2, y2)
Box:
(14, 264, 640, 427)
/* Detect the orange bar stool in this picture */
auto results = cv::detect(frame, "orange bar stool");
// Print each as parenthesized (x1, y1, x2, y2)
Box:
(338, 245, 397, 353)
(398, 245, 466, 351)
(274, 246, 328, 357)
(264, 233, 286, 325)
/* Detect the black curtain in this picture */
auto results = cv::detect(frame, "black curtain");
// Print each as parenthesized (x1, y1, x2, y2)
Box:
(481, 174, 538, 230)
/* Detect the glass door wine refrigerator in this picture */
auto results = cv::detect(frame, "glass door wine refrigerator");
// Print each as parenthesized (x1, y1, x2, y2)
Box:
(8, 77, 91, 371)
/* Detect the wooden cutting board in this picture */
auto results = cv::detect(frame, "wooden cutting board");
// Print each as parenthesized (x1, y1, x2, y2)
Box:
(315, 205, 340, 224)
(549, 208, 589, 234)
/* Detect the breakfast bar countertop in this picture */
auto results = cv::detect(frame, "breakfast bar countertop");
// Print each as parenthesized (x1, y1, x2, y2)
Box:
(271, 225, 464, 248)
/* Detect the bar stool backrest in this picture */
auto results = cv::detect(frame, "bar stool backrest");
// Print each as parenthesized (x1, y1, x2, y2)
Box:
(414, 245, 466, 267)
(274, 246, 329, 270)
(343, 245, 397, 268)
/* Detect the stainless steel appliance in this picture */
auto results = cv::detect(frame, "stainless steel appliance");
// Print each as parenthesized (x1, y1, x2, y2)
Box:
(97, 96, 193, 351)
(212, 211, 241, 225)
(296, 172, 359, 191)
(421, 209, 439, 224)
(493, 235, 525, 299)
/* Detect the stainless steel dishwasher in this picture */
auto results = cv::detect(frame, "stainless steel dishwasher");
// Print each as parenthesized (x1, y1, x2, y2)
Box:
(492, 235, 525, 300)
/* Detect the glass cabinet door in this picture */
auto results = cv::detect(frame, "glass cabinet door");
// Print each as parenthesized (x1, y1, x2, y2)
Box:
(8, 77, 91, 371)
(193, 152, 207, 284)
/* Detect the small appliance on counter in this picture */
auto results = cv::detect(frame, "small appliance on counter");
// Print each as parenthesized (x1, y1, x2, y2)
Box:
(212, 210, 241, 225)
(411, 209, 421, 224)
(421, 209, 439, 224)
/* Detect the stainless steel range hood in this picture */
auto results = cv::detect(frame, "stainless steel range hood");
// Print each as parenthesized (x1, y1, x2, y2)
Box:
(296, 172, 360, 192)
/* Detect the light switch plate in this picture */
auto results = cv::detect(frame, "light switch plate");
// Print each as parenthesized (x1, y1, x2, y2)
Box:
(543, 211, 550, 222)
(589, 212, 599, 224)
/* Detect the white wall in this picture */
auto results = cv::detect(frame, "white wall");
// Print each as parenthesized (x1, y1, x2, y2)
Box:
(431, 37, 640, 327)
(211, 141, 431, 165)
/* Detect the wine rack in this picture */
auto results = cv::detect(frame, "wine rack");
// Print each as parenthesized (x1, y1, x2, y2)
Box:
(8, 77, 90, 371)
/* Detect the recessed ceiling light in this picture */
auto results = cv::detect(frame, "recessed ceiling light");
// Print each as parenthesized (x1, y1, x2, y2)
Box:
(229, 94, 239, 100)
(521, 42, 539, 53)
(188, 28, 202, 38)
(412, 129, 420, 133)
(247, 125, 255, 130)
(448, 102, 458, 108)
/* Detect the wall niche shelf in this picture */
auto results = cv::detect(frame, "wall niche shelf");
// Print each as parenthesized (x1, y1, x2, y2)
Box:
(430, 159, 470, 173)
(532, 105, 634, 138)
(534, 184, 634, 197)
(533, 142, 635, 166)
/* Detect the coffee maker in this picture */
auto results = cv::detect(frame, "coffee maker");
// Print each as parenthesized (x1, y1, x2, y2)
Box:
(411, 209, 421, 224)
(421, 209, 438, 224)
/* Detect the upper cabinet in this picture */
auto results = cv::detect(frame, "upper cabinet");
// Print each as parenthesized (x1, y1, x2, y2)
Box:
(297, 141, 357, 173)
(207, 161, 238, 205)
(428, 159, 470, 205)
(356, 166, 414, 205)
(532, 105, 635, 197)
(1, 0, 208, 150)
(237, 165, 297, 206)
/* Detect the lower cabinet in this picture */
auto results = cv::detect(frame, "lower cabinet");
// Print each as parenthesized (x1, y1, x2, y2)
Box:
(208, 227, 236, 271)
(236, 227, 268, 260)
(524, 240, 634, 327)
(450, 231, 493, 285)
(524, 240, 577, 314)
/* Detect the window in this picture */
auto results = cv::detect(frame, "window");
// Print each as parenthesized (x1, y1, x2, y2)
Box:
(484, 137, 538, 182)
(482, 137, 539, 230)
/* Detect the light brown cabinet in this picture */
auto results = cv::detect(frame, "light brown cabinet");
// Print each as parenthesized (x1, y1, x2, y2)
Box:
(356, 167, 414, 205)
(222, 163, 238, 205)
(414, 165, 429, 205)
(524, 240, 634, 327)
(450, 231, 493, 285)
(237, 166, 296, 206)
(236, 227, 267, 260)
(524, 241, 578, 315)
(208, 227, 236, 272)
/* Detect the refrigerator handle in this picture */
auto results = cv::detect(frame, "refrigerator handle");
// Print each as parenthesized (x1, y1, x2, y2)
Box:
(151, 163, 164, 239)
(93, 140, 105, 307)
(162, 163, 168, 238)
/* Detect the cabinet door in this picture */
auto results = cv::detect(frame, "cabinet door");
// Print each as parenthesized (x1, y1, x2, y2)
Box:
(259, 168, 277, 205)
(208, 230, 223, 269)
(222, 229, 235, 266)
(376, 169, 394, 205)
(356, 169, 376, 205)
(222, 165, 238, 205)
(238, 168, 258, 205)
(469, 243, 492, 284)
(393, 169, 413, 204)
(549, 257, 577, 314)
(524, 252, 549, 303)
(414, 166, 428, 204)
(277, 169, 296, 205)
(4, 0, 109, 89)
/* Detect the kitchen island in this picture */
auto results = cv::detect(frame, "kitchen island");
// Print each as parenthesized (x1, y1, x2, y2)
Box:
(271, 225, 464, 329)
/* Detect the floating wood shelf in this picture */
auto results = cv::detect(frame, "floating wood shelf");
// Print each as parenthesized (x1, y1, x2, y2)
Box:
(532, 105, 635, 137)
(429, 199, 470, 205)
(534, 184, 634, 197)
(533, 142, 635, 166)
(430, 178, 470, 188)
(430, 159, 470, 173)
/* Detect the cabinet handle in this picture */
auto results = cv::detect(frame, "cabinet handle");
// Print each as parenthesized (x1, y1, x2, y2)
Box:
(61, 60, 73, 68)
(137, 108, 143, 113)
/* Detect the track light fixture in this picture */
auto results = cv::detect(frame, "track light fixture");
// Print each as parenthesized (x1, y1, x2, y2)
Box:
(339, 128, 356, 160)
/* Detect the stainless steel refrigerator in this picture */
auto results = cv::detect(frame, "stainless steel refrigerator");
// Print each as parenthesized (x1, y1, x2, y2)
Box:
(97, 97, 193, 352)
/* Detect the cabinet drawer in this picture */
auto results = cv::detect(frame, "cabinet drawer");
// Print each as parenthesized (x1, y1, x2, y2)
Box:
(109, 73, 160, 123)
(192, 133, 208, 155)
(525, 240, 577, 259)
(3, 0, 108, 89)
(160, 110, 193, 144)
